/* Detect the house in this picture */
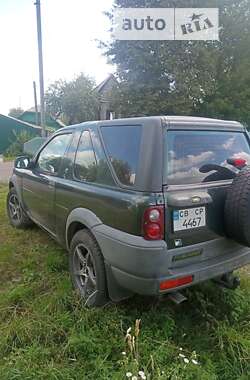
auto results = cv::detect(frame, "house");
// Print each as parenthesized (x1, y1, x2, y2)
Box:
(0, 75, 117, 154)
(18, 106, 64, 131)
(96, 74, 118, 120)
(0, 114, 41, 154)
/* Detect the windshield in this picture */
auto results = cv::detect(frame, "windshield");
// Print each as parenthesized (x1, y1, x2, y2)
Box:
(165, 130, 250, 185)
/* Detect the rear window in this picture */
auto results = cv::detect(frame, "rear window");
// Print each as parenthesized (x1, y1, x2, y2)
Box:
(165, 130, 250, 185)
(101, 125, 142, 186)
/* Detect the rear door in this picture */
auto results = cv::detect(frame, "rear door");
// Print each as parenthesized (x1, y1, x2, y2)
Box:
(164, 128, 250, 250)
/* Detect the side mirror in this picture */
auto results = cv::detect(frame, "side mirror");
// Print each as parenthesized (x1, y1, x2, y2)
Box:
(14, 156, 34, 169)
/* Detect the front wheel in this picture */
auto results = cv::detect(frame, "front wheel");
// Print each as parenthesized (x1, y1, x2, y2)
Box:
(69, 229, 109, 307)
(7, 188, 33, 229)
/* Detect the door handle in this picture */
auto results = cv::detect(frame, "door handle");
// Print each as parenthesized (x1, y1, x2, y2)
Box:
(167, 191, 212, 207)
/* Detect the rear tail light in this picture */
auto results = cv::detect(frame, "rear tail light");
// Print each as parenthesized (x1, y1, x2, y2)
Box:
(227, 157, 247, 169)
(160, 275, 193, 291)
(143, 206, 164, 240)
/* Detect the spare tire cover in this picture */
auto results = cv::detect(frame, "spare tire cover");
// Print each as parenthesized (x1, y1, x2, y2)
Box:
(225, 166, 250, 247)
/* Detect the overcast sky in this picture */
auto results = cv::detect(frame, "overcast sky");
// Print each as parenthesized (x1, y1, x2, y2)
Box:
(0, 0, 114, 115)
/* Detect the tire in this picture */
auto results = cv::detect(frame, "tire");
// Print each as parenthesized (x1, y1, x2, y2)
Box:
(225, 166, 250, 246)
(69, 229, 109, 307)
(7, 188, 33, 229)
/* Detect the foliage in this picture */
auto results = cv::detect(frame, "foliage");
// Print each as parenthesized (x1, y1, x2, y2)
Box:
(4, 130, 34, 158)
(45, 73, 100, 125)
(8, 108, 24, 119)
(103, 0, 250, 125)
(0, 184, 249, 379)
(199, 58, 250, 124)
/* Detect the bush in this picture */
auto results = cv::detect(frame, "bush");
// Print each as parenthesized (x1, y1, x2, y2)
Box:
(4, 131, 34, 158)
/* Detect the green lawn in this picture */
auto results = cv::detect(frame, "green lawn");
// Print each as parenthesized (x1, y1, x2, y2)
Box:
(0, 184, 249, 380)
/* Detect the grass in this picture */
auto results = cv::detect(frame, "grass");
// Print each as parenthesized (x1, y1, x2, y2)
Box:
(0, 184, 249, 380)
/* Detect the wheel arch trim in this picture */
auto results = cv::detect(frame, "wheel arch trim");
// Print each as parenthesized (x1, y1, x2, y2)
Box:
(8, 175, 23, 206)
(65, 207, 102, 249)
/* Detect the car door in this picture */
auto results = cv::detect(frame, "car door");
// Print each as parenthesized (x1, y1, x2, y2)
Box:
(22, 132, 72, 235)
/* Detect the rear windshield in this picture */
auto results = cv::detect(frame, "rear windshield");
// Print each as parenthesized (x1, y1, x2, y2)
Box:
(165, 130, 250, 185)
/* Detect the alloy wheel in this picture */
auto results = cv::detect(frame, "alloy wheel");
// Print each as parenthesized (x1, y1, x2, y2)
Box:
(73, 243, 97, 298)
(8, 194, 22, 222)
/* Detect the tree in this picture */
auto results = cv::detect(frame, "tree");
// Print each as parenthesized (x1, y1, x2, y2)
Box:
(45, 73, 100, 125)
(103, 0, 250, 124)
(8, 107, 24, 119)
(200, 58, 250, 125)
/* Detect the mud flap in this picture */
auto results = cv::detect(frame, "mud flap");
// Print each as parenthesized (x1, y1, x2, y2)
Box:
(105, 262, 133, 302)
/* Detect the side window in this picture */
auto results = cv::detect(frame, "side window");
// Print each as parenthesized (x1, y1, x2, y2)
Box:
(74, 129, 115, 186)
(37, 134, 72, 175)
(101, 125, 142, 186)
(74, 130, 97, 183)
(61, 131, 81, 180)
(90, 129, 115, 186)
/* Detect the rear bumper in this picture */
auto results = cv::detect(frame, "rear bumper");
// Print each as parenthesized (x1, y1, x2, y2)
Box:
(110, 245, 250, 295)
(93, 224, 250, 296)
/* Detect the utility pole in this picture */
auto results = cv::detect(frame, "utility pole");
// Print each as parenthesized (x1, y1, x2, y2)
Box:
(33, 81, 39, 126)
(35, 0, 46, 137)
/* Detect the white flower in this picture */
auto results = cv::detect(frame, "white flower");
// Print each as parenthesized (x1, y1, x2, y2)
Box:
(138, 371, 146, 380)
(179, 353, 185, 358)
(122, 351, 126, 356)
(126, 372, 133, 378)
(184, 358, 190, 364)
(132, 377, 138, 380)
(192, 359, 199, 365)
(179, 347, 183, 351)
(127, 327, 132, 334)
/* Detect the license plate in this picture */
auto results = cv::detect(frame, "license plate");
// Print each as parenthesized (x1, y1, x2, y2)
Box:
(173, 207, 206, 232)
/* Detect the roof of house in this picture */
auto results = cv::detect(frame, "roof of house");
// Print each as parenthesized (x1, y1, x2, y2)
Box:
(95, 74, 118, 94)
(0, 113, 41, 130)
(18, 108, 65, 130)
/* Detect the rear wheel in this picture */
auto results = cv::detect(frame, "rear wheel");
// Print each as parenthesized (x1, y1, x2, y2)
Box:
(7, 188, 32, 228)
(69, 229, 108, 307)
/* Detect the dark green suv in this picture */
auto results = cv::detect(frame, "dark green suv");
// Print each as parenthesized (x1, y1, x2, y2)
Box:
(7, 116, 250, 306)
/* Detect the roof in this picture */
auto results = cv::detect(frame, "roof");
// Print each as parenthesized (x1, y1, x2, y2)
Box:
(165, 116, 240, 125)
(0, 113, 41, 131)
(164, 116, 243, 131)
(58, 116, 244, 133)
(95, 74, 118, 93)
(19, 108, 65, 130)
(27, 106, 41, 112)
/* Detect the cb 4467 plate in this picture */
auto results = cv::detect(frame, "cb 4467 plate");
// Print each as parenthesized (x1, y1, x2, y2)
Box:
(173, 207, 206, 232)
